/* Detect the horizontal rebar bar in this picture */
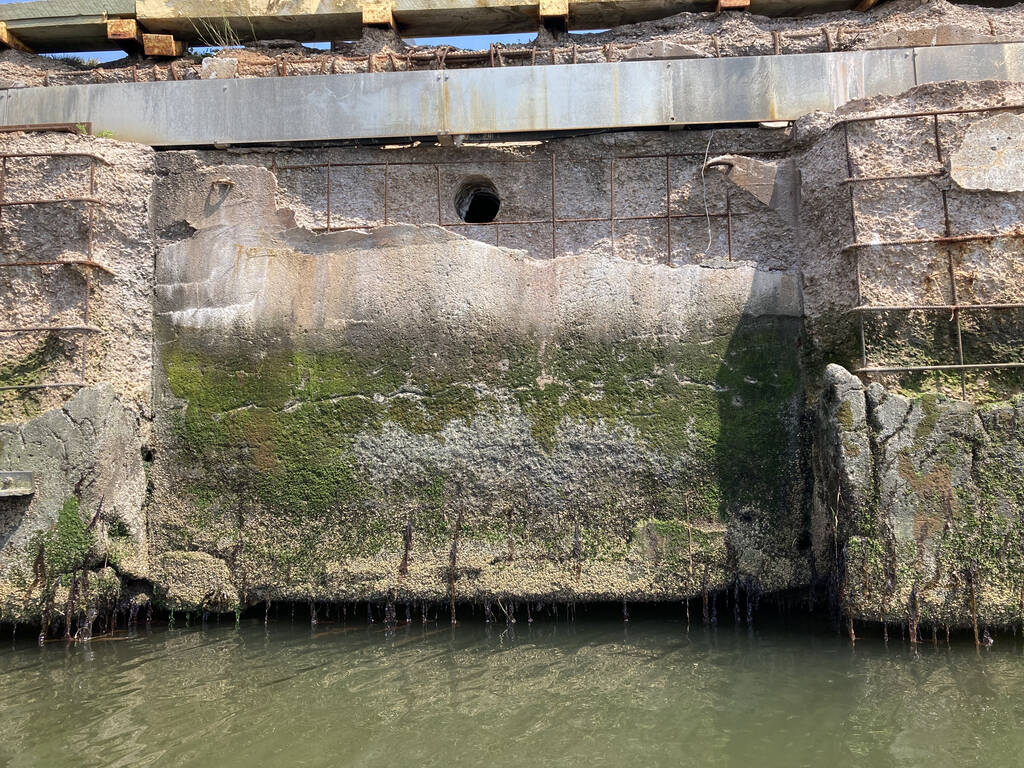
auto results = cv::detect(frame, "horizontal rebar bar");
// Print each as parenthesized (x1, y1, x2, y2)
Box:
(844, 231, 1024, 250)
(0, 196, 104, 208)
(856, 362, 1024, 374)
(0, 151, 107, 164)
(0, 259, 113, 274)
(852, 302, 1024, 312)
(275, 149, 786, 173)
(0, 325, 101, 334)
(313, 210, 755, 233)
(841, 170, 944, 184)
(837, 103, 1024, 126)
(0, 382, 84, 392)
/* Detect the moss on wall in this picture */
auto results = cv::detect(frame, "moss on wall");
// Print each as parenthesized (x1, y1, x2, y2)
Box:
(0, 333, 76, 419)
(41, 497, 93, 575)
(155, 315, 805, 601)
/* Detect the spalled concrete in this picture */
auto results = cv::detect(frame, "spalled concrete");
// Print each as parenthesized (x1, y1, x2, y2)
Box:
(0, 76, 1022, 631)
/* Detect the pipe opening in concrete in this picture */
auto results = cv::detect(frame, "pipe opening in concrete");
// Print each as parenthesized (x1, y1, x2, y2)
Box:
(455, 177, 501, 223)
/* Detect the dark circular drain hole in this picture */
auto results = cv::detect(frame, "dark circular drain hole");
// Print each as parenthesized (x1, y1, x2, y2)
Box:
(455, 177, 501, 223)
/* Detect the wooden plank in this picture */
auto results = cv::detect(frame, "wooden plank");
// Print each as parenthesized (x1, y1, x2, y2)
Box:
(0, 21, 33, 53)
(142, 32, 184, 57)
(716, 0, 750, 10)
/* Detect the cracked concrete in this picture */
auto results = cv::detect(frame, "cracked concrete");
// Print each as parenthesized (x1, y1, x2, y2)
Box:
(817, 364, 1024, 628)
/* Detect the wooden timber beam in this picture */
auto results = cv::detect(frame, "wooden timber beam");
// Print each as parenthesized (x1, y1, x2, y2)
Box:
(110, 17, 184, 56)
(106, 17, 143, 52)
(540, 0, 569, 33)
(0, 21, 33, 54)
(362, 1, 395, 30)
(0, 0, 907, 54)
(142, 32, 184, 57)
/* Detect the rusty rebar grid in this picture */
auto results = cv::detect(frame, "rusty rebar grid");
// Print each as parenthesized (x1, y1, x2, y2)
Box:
(0, 151, 109, 164)
(299, 149, 759, 265)
(843, 107, 1024, 397)
(272, 148, 787, 173)
(0, 150, 108, 394)
(930, 112, 968, 399)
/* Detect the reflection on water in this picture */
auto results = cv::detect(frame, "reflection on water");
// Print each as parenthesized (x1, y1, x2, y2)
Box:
(1, 613, 1023, 768)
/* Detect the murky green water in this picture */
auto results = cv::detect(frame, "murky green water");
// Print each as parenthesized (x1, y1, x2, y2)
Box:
(2, 613, 1023, 767)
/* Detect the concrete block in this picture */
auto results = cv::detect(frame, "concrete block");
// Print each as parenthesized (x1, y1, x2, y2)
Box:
(201, 57, 238, 80)
(0, 471, 33, 497)
(950, 113, 1024, 192)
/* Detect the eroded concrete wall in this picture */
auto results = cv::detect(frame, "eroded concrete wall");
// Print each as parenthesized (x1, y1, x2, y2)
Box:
(1, 78, 1023, 631)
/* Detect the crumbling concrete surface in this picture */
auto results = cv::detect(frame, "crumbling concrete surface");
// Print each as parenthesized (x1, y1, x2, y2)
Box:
(0, 132, 156, 422)
(950, 112, 1024, 192)
(0, 384, 147, 625)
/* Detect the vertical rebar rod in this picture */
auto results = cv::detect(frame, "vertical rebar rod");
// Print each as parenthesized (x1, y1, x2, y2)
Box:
(435, 165, 442, 225)
(725, 189, 733, 262)
(0, 157, 6, 241)
(609, 157, 616, 259)
(550, 152, 557, 259)
(83, 159, 96, 382)
(383, 160, 389, 225)
(934, 113, 967, 399)
(325, 158, 332, 232)
(843, 122, 868, 370)
(665, 155, 672, 266)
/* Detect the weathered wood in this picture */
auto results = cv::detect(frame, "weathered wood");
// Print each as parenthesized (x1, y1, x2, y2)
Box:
(540, 0, 570, 18)
(106, 18, 139, 40)
(0, 21, 33, 53)
(0, 0, 881, 54)
(362, 1, 395, 29)
(716, 0, 750, 11)
(142, 32, 184, 57)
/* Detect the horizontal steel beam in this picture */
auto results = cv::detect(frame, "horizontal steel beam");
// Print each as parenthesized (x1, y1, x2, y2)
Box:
(0, 43, 1022, 146)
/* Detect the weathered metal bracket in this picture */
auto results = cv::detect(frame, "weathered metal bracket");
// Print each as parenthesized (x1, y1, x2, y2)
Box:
(0, 472, 34, 497)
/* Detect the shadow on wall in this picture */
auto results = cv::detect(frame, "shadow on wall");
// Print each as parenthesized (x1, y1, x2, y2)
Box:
(713, 262, 807, 592)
